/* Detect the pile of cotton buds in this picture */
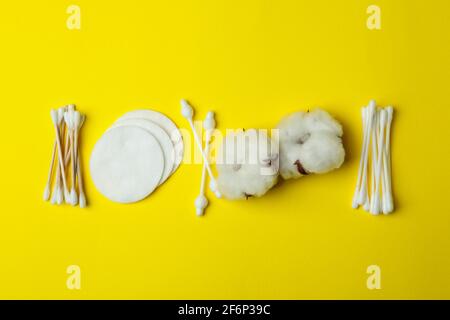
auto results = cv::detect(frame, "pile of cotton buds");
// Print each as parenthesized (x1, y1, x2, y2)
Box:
(352, 100, 394, 215)
(216, 108, 345, 200)
(43, 105, 87, 207)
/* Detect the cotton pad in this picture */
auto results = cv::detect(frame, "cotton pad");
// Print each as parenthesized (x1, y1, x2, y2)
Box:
(90, 126, 164, 203)
(110, 118, 175, 185)
(117, 110, 184, 172)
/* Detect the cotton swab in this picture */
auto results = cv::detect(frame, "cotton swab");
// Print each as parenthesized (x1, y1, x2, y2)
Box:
(75, 114, 87, 208)
(368, 109, 378, 212)
(357, 101, 376, 207)
(70, 111, 79, 206)
(382, 106, 394, 214)
(195, 111, 216, 216)
(77, 151, 87, 208)
(351, 108, 366, 208)
(352, 104, 371, 208)
(44, 107, 66, 201)
(370, 109, 387, 215)
(64, 110, 78, 206)
(181, 100, 221, 198)
(362, 107, 372, 212)
(50, 109, 70, 203)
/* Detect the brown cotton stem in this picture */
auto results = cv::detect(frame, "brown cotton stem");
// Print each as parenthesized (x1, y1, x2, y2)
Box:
(294, 160, 308, 175)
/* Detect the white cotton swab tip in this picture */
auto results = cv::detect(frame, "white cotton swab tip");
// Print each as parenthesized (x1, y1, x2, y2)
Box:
(352, 195, 359, 209)
(386, 106, 393, 121)
(79, 192, 86, 208)
(70, 189, 78, 206)
(180, 99, 194, 118)
(368, 99, 376, 111)
(50, 190, 57, 205)
(43, 185, 51, 201)
(64, 189, 71, 204)
(204, 111, 216, 131)
(57, 107, 66, 124)
(64, 112, 72, 129)
(50, 109, 59, 125)
(195, 195, 208, 216)
(363, 200, 370, 212)
(56, 186, 64, 205)
(73, 111, 81, 128)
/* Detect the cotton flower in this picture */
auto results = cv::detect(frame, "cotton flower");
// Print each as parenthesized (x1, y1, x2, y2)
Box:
(277, 109, 345, 179)
(216, 129, 279, 200)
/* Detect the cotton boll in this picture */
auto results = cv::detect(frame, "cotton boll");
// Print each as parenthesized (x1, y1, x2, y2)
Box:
(303, 109, 343, 136)
(277, 109, 345, 179)
(216, 129, 279, 200)
(296, 132, 345, 173)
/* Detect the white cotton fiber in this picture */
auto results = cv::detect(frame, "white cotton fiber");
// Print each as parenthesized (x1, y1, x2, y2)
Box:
(216, 129, 279, 200)
(277, 109, 345, 179)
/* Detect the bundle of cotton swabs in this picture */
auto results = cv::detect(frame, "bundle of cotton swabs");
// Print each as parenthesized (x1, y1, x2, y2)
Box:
(43, 104, 87, 208)
(352, 100, 394, 215)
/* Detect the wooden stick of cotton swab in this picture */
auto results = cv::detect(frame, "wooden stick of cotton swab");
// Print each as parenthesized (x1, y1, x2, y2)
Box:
(50, 109, 70, 203)
(195, 111, 216, 216)
(181, 99, 221, 198)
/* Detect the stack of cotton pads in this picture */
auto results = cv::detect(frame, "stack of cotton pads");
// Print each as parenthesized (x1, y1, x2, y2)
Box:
(90, 110, 184, 203)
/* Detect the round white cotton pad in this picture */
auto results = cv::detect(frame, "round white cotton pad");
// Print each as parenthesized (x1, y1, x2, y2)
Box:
(117, 110, 184, 172)
(110, 119, 175, 185)
(90, 126, 164, 203)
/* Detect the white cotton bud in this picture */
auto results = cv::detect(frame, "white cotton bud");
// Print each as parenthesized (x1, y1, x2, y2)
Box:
(216, 129, 279, 200)
(277, 109, 345, 180)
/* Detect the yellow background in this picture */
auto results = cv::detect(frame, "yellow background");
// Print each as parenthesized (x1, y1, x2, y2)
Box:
(0, 0, 449, 299)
